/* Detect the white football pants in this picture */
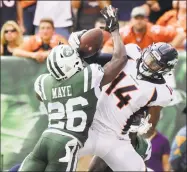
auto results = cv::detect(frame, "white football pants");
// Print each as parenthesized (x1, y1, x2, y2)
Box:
(78, 123, 146, 171)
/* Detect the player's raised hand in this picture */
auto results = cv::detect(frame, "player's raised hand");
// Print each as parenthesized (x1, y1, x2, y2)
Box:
(68, 30, 87, 50)
(100, 5, 119, 33)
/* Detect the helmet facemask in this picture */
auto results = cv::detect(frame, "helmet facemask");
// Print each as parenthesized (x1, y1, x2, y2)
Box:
(137, 48, 174, 79)
(137, 42, 178, 80)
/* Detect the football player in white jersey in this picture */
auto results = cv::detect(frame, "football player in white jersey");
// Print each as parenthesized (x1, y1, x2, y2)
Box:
(77, 42, 178, 171)
(88, 111, 152, 172)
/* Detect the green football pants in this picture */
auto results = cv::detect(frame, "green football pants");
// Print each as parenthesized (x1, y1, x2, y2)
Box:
(18, 130, 80, 171)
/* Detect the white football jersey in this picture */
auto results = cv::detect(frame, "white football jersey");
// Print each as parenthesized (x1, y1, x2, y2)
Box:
(93, 44, 173, 137)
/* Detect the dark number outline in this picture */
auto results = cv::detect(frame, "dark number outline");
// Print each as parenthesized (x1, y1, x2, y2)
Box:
(106, 71, 138, 109)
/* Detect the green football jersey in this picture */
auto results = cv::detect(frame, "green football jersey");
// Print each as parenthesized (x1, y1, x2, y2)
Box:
(34, 63, 104, 145)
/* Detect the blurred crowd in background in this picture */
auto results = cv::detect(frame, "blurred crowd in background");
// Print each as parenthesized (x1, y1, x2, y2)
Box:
(0, 0, 186, 59)
(0, 0, 186, 172)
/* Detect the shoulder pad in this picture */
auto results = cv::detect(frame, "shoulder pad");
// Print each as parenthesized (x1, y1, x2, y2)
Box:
(125, 43, 142, 60)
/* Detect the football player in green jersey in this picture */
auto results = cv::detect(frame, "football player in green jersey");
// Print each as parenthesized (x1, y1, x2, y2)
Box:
(18, 5, 128, 172)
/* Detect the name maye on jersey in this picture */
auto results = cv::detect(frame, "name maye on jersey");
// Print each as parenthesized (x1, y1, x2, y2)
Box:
(52, 85, 73, 98)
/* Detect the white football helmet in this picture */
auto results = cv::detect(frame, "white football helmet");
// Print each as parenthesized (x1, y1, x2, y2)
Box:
(47, 44, 84, 80)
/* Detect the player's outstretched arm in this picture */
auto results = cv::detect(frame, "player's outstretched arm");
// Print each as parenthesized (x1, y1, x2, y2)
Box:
(100, 5, 127, 86)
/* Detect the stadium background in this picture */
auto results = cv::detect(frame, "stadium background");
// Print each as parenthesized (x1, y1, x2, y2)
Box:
(1, 0, 186, 171)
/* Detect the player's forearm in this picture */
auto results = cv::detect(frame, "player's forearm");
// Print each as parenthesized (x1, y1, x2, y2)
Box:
(111, 30, 127, 62)
(143, 106, 161, 138)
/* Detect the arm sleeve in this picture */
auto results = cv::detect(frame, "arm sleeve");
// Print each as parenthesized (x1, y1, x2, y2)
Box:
(34, 74, 45, 101)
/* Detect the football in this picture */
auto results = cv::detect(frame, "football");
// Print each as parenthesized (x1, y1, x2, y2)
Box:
(79, 28, 103, 58)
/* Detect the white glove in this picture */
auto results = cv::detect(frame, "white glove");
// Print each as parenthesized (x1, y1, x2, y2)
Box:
(68, 30, 87, 50)
(137, 114, 152, 135)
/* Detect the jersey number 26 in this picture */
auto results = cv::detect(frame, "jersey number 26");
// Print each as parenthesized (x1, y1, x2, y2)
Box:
(48, 97, 88, 132)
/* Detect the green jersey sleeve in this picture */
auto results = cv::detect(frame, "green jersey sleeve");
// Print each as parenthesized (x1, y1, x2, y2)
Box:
(34, 74, 49, 101)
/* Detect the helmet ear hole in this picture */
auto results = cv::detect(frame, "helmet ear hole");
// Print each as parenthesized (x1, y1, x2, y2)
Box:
(60, 54, 64, 58)
(74, 61, 79, 67)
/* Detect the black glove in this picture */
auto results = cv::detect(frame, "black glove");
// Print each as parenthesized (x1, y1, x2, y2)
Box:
(100, 5, 119, 33)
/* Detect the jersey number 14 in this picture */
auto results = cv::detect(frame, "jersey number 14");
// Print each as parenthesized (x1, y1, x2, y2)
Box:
(106, 72, 138, 109)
